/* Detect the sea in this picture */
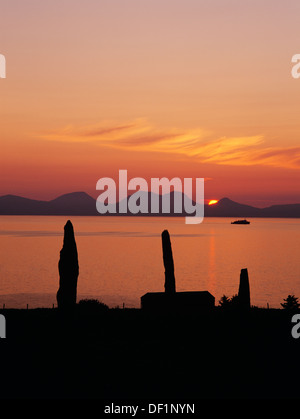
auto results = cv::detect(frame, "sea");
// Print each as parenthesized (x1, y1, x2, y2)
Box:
(0, 216, 299, 309)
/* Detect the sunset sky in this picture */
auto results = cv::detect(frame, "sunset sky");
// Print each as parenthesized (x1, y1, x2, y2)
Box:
(1, 0, 300, 207)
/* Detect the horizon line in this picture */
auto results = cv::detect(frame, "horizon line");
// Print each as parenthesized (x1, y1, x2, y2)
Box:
(1, 191, 300, 209)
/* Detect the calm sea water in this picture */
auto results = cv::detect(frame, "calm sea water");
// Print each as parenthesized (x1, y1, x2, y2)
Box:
(0, 216, 299, 309)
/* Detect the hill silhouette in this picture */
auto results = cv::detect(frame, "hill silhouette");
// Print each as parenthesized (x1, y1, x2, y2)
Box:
(0, 192, 299, 217)
(0, 192, 98, 215)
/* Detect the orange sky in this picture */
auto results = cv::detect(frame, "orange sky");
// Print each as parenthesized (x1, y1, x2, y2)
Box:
(1, 0, 300, 207)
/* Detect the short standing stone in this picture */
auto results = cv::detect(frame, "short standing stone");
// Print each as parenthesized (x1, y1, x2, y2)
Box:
(238, 268, 250, 308)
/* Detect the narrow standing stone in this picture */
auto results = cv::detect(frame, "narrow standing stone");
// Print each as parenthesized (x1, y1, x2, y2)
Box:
(162, 230, 176, 294)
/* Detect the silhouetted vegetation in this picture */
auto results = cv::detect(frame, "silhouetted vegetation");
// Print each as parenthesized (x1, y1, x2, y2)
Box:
(218, 295, 231, 307)
(218, 294, 240, 308)
(230, 294, 240, 307)
(77, 298, 109, 312)
(281, 294, 300, 311)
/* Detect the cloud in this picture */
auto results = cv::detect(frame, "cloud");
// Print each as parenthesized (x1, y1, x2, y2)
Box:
(38, 119, 300, 169)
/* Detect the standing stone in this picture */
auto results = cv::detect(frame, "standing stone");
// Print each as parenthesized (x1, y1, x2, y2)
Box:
(238, 268, 250, 308)
(162, 230, 176, 294)
(57, 220, 79, 310)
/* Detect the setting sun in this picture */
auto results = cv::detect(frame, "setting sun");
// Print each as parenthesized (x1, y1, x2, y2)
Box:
(208, 199, 219, 205)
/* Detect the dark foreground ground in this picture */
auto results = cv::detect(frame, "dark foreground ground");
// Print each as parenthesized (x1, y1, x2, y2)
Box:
(0, 305, 300, 400)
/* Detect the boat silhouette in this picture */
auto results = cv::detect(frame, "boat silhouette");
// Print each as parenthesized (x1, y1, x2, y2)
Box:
(231, 219, 250, 224)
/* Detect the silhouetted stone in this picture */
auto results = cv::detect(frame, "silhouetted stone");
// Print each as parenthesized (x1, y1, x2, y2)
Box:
(57, 220, 79, 311)
(162, 230, 176, 294)
(238, 268, 250, 308)
(141, 291, 215, 312)
(141, 230, 215, 311)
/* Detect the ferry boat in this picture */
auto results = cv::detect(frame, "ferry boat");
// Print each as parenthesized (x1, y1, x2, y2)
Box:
(231, 219, 250, 224)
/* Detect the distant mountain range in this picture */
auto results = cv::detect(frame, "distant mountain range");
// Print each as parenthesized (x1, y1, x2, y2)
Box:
(0, 192, 299, 218)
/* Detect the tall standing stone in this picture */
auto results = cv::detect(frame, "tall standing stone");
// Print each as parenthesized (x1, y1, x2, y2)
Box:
(162, 230, 176, 294)
(238, 268, 250, 308)
(57, 220, 79, 310)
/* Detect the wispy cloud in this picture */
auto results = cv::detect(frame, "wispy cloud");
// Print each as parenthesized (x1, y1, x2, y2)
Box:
(38, 119, 300, 169)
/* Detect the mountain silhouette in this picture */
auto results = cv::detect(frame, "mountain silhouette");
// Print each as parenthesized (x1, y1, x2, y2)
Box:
(0, 192, 98, 215)
(48, 192, 97, 215)
(0, 192, 299, 217)
(115, 190, 200, 216)
(206, 197, 262, 217)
